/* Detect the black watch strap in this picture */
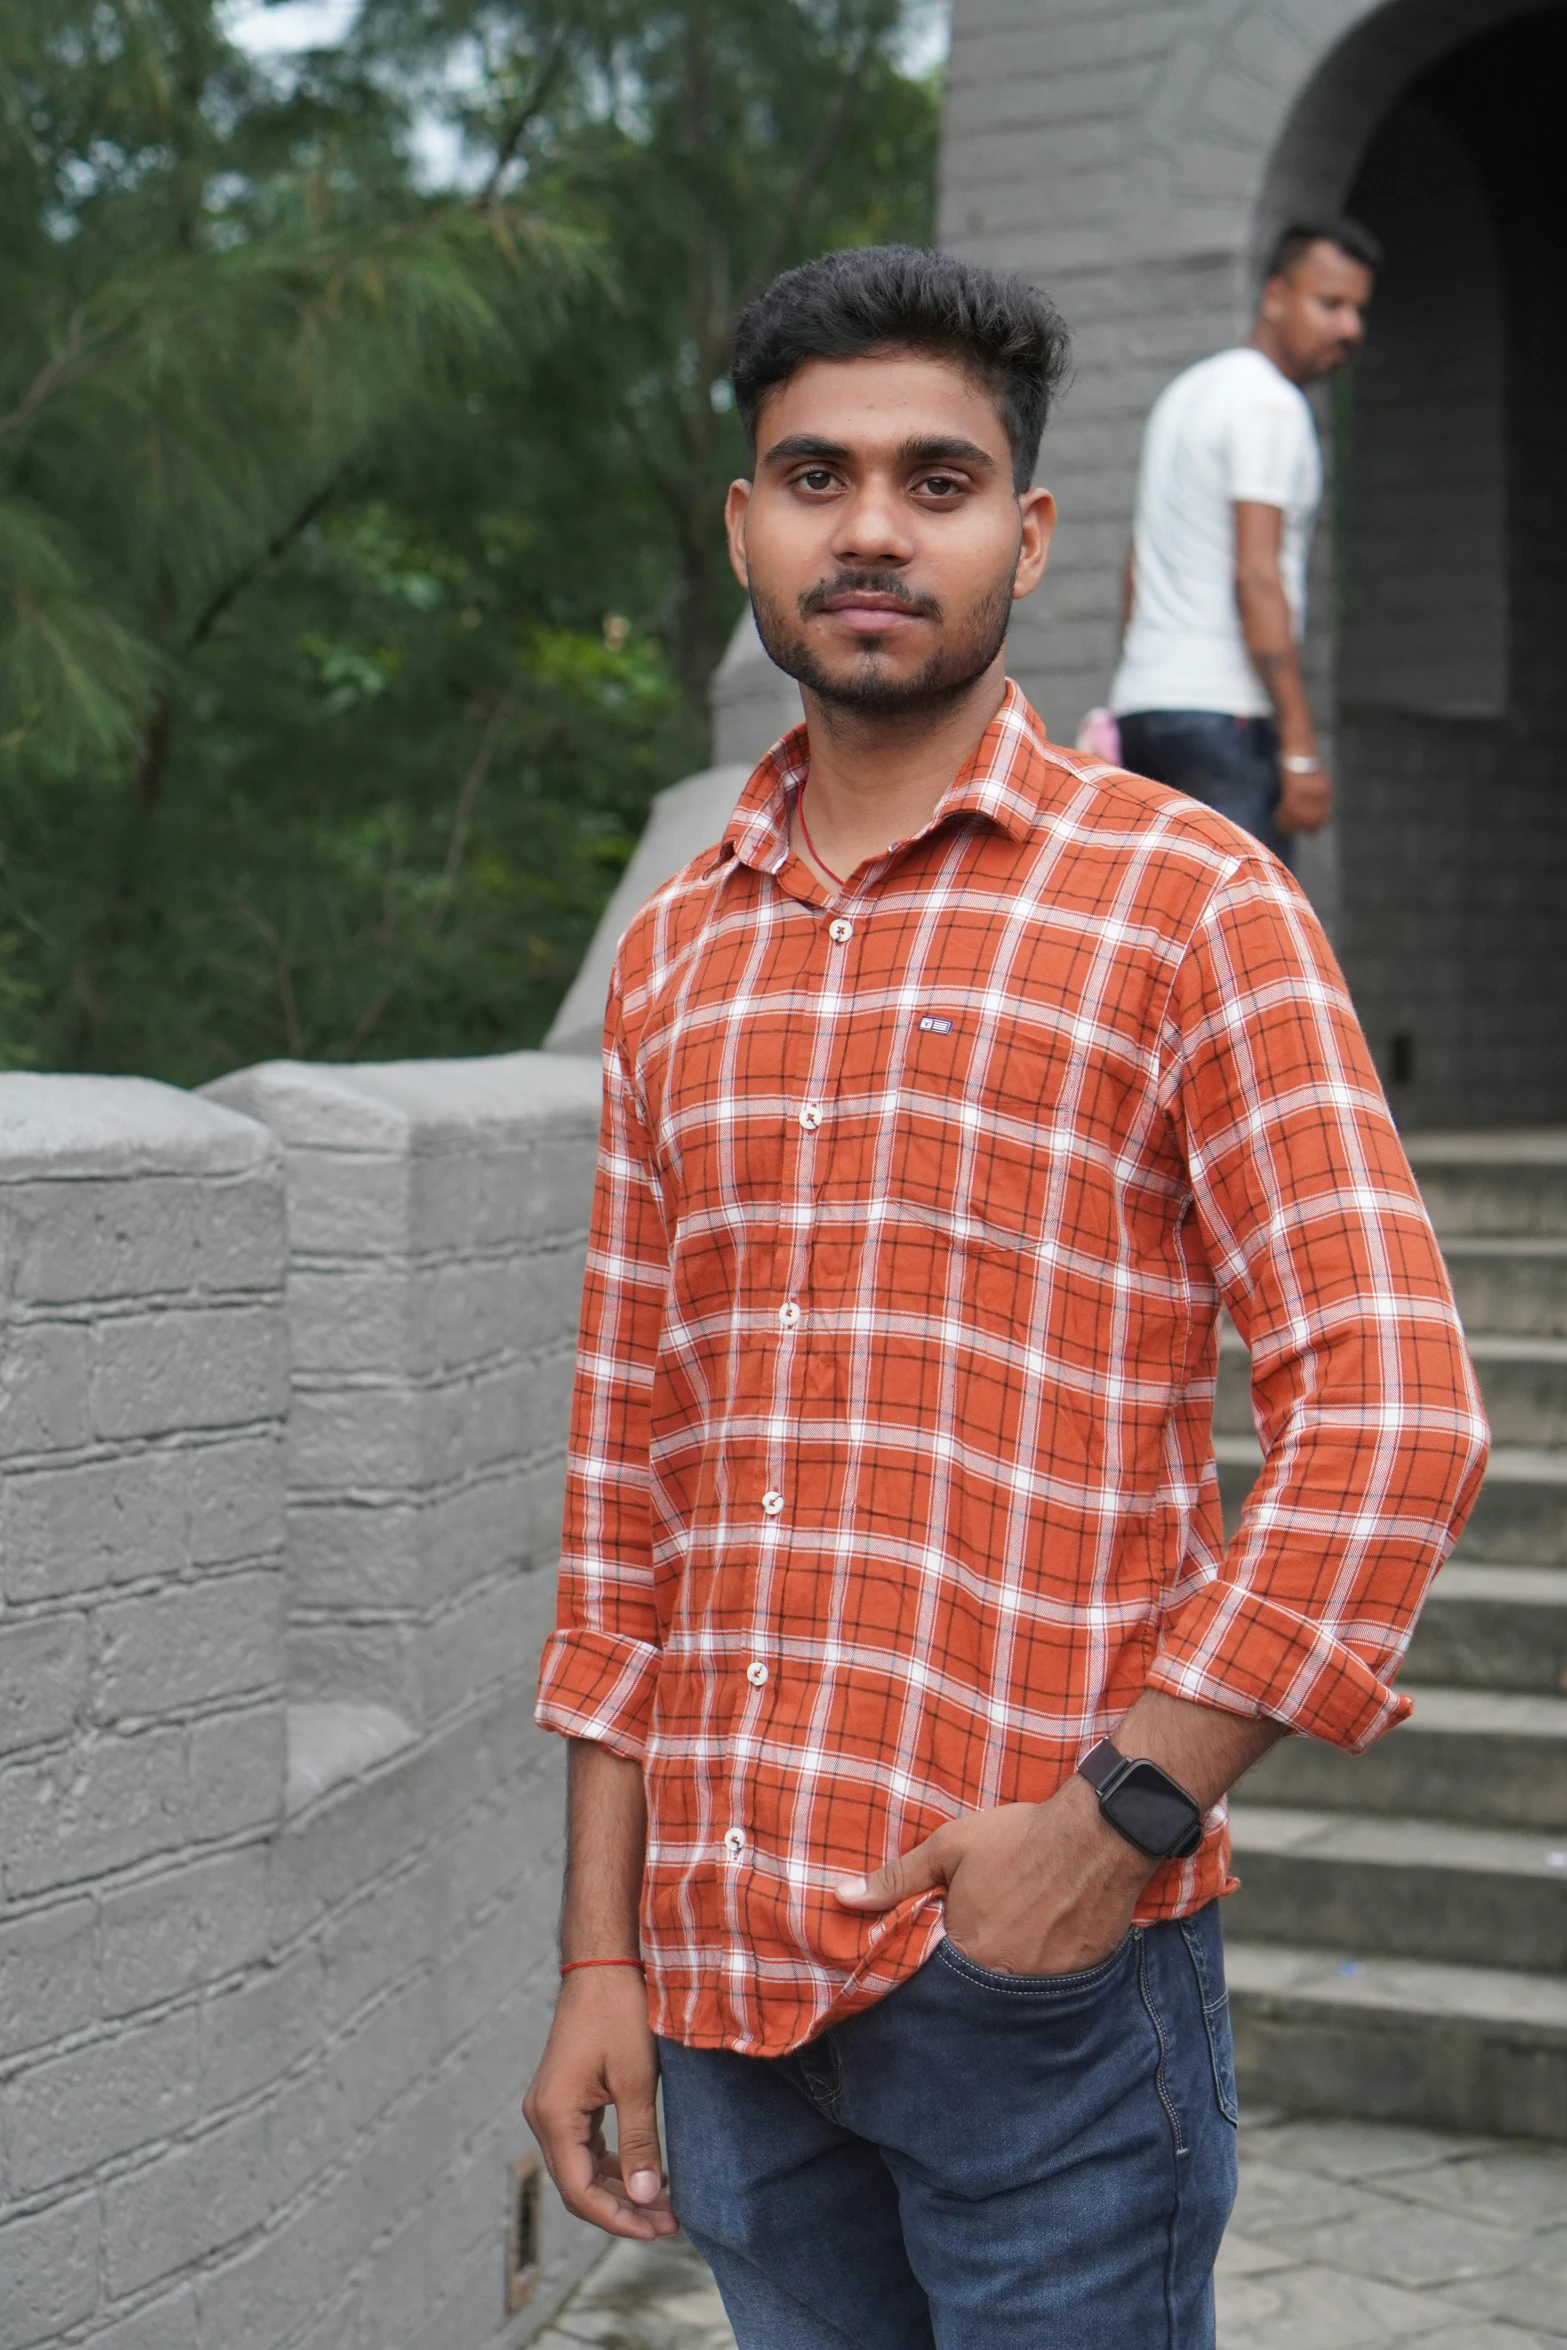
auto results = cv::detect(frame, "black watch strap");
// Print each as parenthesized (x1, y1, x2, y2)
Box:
(1076, 1737, 1205, 1862)
(1077, 1737, 1127, 1796)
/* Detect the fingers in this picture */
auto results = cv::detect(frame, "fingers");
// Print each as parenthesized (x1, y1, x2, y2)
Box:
(523, 2013, 679, 2241)
(528, 2092, 675, 2240)
(612, 2075, 667, 2209)
(834, 1829, 949, 1912)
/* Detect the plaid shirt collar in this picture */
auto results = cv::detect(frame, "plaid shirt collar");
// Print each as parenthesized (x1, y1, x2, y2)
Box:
(710, 677, 1060, 880)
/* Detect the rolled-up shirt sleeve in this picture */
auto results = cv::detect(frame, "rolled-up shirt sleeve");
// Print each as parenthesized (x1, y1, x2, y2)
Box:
(535, 967, 667, 1759)
(1150, 854, 1490, 1751)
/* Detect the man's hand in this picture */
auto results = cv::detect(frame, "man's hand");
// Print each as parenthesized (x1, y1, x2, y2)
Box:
(1276, 760, 1332, 834)
(523, 1969, 679, 2241)
(834, 1774, 1153, 1977)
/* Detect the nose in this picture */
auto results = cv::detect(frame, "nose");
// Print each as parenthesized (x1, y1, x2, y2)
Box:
(829, 476, 915, 569)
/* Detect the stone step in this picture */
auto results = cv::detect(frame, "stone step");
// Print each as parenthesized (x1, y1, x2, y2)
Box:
(1225, 1803, 1567, 1971)
(1401, 1561, 1567, 1694)
(1446, 1236, 1567, 1338)
(1216, 1435, 1567, 1565)
(1239, 1686, 1567, 1830)
(1223, 1936, 1567, 2140)
(1463, 1335, 1567, 1446)
(1458, 1445, 1567, 1566)
(1214, 1329, 1567, 1448)
(1405, 1129, 1567, 1239)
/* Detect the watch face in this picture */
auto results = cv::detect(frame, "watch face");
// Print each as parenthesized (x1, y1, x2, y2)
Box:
(1106, 1762, 1200, 1857)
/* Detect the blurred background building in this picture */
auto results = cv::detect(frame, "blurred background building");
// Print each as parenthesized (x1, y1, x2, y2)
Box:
(942, 0, 1567, 1131)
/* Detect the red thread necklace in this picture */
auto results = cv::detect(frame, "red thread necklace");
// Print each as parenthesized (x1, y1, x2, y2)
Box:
(796, 784, 846, 885)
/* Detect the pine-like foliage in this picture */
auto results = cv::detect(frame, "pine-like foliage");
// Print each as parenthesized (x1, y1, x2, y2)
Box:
(0, 1, 937, 1077)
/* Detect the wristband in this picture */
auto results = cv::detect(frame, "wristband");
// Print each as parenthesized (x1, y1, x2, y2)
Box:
(1280, 753, 1321, 774)
(559, 1957, 645, 1977)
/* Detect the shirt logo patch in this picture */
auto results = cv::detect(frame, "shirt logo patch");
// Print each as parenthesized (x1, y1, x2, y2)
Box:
(918, 1015, 954, 1034)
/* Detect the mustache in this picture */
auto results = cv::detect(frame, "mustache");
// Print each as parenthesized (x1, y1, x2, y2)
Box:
(798, 571, 943, 621)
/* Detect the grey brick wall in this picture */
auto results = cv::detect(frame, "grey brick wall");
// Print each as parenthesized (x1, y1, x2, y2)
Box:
(0, 1058, 605, 2350)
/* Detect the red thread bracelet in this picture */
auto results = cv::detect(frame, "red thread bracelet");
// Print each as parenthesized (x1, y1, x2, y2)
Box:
(560, 1957, 645, 1977)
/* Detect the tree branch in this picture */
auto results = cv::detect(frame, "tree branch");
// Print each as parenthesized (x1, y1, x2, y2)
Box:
(476, 36, 571, 211)
(431, 696, 513, 929)
(232, 894, 304, 1056)
(186, 474, 343, 654)
(131, 474, 344, 816)
(0, 322, 125, 442)
(343, 696, 515, 1056)
(748, 36, 877, 300)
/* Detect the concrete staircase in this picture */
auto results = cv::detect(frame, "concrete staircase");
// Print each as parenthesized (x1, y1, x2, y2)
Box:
(1215, 1132, 1567, 2141)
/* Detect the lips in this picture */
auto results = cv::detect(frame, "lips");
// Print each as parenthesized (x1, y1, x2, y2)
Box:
(815, 594, 928, 634)
(819, 593, 918, 615)
(800, 575, 941, 629)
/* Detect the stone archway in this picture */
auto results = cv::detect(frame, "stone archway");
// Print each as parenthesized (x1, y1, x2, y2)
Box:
(1325, 7, 1567, 1125)
(942, 0, 1567, 1124)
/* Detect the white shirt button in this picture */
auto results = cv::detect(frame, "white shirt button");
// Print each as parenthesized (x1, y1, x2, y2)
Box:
(828, 917, 854, 943)
(799, 1103, 823, 1132)
(723, 1827, 747, 1856)
(746, 1661, 769, 1686)
(761, 1489, 785, 1516)
(778, 1300, 801, 1329)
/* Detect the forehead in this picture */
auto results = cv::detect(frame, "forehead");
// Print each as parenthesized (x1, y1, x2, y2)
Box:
(1290, 242, 1374, 299)
(755, 351, 1011, 462)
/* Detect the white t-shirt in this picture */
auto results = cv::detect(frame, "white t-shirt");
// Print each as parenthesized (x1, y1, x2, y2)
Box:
(1110, 347, 1322, 720)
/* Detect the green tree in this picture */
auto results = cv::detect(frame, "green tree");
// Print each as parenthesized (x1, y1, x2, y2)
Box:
(0, 0, 938, 1079)
(360, 0, 940, 698)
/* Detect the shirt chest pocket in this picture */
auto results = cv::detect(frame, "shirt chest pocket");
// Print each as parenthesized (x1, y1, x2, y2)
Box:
(893, 1012, 1069, 1253)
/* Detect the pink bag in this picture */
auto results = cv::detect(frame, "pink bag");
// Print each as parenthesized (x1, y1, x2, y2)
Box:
(1075, 707, 1122, 763)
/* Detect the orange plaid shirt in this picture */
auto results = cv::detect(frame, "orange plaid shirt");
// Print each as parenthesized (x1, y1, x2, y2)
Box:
(537, 683, 1488, 2057)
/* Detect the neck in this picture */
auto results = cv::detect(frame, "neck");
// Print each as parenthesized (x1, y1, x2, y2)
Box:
(1246, 323, 1308, 389)
(793, 655, 1008, 886)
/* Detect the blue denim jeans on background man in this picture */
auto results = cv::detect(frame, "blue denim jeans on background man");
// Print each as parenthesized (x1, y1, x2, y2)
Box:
(1116, 709, 1291, 868)
(659, 1902, 1239, 2350)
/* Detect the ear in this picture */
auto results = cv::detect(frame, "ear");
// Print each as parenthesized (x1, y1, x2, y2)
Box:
(724, 479, 752, 591)
(1012, 487, 1056, 601)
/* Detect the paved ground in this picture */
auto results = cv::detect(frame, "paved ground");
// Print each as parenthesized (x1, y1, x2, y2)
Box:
(534, 2110, 1567, 2349)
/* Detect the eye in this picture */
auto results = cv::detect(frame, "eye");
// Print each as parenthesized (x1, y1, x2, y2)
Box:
(918, 473, 966, 499)
(795, 468, 839, 493)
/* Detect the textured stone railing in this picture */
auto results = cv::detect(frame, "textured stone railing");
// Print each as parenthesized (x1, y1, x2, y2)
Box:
(0, 1054, 604, 2350)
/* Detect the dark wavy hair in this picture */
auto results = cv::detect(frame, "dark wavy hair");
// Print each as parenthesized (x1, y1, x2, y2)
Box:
(732, 245, 1073, 492)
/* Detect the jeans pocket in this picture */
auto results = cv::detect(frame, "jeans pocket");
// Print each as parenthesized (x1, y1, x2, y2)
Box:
(935, 1930, 1135, 1999)
(1178, 1913, 1240, 2125)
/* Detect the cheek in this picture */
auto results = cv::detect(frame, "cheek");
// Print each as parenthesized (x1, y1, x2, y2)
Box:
(747, 503, 836, 592)
(931, 524, 1023, 616)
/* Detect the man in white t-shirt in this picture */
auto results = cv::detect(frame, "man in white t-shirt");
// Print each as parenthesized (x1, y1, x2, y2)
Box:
(1111, 217, 1379, 865)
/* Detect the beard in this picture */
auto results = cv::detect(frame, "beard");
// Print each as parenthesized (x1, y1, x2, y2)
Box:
(750, 564, 1016, 718)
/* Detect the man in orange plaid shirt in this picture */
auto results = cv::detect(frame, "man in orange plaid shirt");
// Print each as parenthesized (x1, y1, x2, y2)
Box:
(525, 247, 1487, 2348)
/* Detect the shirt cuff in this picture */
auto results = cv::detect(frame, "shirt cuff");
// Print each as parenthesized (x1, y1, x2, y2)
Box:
(535, 1626, 661, 1761)
(1148, 1579, 1412, 1753)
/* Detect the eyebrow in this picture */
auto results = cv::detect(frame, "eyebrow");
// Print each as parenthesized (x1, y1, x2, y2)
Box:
(901, 435, 997, 473)
(761, 432, 999, 474)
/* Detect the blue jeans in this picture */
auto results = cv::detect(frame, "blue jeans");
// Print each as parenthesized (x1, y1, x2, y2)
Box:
(1116, 709, 1291, 868)
(659, 1904, 1238, 2349)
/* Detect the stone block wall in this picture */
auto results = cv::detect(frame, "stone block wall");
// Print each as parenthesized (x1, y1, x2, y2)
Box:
(0, 1055, 605, 2350)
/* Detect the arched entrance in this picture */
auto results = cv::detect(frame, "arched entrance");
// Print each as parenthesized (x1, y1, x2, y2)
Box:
(1293, 4, 1567, 1125)
(941, 0, 1567, 1128)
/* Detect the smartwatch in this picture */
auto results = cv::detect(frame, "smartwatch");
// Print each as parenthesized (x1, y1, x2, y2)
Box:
(1076, 1738, 1204, 1861)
